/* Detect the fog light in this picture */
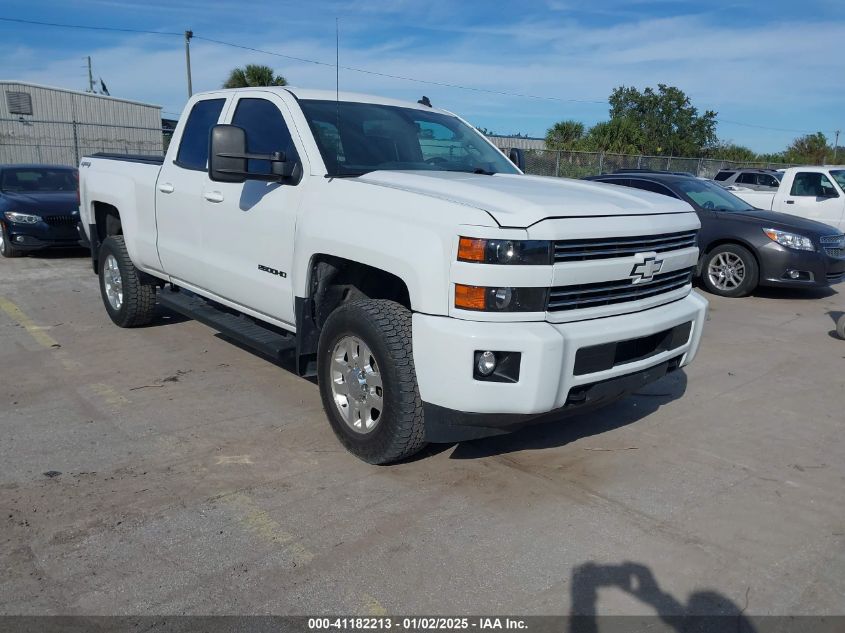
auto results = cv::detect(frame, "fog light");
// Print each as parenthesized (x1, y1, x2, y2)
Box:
(15, 236, 25, 243)
(476, 351, 497, 376)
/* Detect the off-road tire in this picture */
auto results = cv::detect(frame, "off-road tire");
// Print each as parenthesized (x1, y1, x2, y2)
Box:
(317, 299, 426, 464)
(700, 243, 759, 298)
(98, 235, 157, 327)
(0, 224, 23, 258)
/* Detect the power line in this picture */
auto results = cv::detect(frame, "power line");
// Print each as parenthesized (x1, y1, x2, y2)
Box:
(192, 35, 606, 104)
(0, 16, 181, 36)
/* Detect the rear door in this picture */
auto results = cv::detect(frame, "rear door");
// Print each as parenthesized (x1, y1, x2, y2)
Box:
(193, 91, 307, 326)
(780, 171, 845, 230)
(156, 95, 230, 283)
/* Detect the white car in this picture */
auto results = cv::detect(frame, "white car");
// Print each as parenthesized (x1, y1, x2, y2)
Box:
(730, 166, 845, 231)
(78, 87, 707, 464)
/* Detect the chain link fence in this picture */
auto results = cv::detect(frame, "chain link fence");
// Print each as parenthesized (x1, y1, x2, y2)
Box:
(0, 118, 165, 166)
(514, 147, 796, 179)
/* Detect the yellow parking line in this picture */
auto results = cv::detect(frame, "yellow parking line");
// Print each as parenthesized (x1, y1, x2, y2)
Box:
(225, 492, 315, 565)
(361, 594, 388, 616)
(0, 296, 60, 349)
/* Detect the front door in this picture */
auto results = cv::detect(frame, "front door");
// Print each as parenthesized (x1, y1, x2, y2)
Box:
(194, 92, 306, 326)
(784, 171, 845, 231)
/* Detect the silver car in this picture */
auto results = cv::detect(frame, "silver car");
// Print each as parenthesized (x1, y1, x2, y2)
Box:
(713, 169, 783, 191)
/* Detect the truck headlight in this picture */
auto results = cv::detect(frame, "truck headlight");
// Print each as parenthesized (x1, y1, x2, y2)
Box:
(4, 211, 41, 225)
(455, 284, 547, 311)
(458, 237, 552, 265)
(763, 228, 814, 251)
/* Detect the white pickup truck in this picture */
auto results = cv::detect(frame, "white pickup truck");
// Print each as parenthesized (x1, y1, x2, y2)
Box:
(728, 166, 845, 231)
(79, 87, 707, 464)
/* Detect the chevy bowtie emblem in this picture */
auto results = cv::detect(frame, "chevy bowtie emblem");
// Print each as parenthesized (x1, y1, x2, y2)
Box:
(630, 256, 663, 284)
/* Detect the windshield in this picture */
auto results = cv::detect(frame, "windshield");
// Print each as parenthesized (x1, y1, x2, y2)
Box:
(830, 170, 845, 191)
(0, 168, 77, 193)
(299, 99, 519, 177)
(676, 178, 755, 212)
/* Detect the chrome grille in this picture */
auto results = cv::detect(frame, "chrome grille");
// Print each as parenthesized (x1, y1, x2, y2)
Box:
(554, 230, 697, 262)
(548, 267, 694, 312)
(820, 234, 845, 258)
(43, 215, 77, 226)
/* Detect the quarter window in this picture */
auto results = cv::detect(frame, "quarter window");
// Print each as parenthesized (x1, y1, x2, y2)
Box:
(627, 179, 678, 199)
(714, 170, 735, 181)
(176, 98, 226, 170)
(231, 98, 299, 174)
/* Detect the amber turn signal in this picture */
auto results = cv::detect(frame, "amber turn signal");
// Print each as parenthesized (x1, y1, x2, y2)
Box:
(454, 284, 487, 310)
(458, 237, 487, 262)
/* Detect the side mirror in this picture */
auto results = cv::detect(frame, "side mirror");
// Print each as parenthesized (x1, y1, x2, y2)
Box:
(209, 124, 248, 183)
(208, 124, 301, 184)
(508, 148, 525, 171)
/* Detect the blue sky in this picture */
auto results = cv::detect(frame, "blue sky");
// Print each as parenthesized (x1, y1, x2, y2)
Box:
(2, 0, 843, 154)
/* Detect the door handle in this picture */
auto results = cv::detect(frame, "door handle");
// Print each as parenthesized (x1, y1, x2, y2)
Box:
(158, 182, 175, 194)
(203, 191, 224, 203)
(785, 200, 795, 204)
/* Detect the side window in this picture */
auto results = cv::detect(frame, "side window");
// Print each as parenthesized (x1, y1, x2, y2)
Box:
(791, 172, 837, 197)
(231, 98, 298, 174)
(176, 99, 225, 170)
(627, 179, 678, 198)
(760, 174, 778, 187)
(714, 171, 734, 181)
(735, 173, 755, 185)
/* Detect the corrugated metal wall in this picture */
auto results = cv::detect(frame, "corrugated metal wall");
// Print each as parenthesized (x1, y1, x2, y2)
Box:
(0, 82, 164, 166)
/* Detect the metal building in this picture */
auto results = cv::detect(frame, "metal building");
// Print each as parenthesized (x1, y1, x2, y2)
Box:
(0, 81, 163, 167)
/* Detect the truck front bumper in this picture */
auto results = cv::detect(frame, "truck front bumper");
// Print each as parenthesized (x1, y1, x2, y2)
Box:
(412, 291, 708, 442)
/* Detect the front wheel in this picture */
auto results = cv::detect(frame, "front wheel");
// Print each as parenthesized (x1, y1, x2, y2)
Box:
(701, 244, 759, 298)
(317, 299, 426, 464)
(98, 236, 157, 327)
(0, 224, 23, 258)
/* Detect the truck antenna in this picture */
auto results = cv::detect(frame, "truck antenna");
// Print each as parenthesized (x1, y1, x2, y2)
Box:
(335, 17, 341, 167)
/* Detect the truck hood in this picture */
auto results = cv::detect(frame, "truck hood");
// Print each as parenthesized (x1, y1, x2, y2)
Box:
(355, 171, 692, 228)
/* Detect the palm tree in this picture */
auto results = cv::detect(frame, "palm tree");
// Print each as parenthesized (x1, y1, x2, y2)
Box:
(545, 120, 585, 150)
(223, 64, 288, 88)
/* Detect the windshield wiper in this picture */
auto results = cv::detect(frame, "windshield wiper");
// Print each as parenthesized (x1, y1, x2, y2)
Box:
(473, 167, 495, 175)
(324, 171, 371, 179)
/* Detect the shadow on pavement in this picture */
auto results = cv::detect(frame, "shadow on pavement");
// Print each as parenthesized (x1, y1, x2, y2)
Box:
(447, 370, 687, 460)
(569, 561, 755, 633)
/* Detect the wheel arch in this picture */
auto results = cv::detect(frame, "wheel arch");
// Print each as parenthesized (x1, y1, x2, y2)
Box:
(697, 238, 761, 277)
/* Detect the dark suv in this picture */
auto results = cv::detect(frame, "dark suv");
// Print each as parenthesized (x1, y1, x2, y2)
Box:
(584, 171, 845, 297)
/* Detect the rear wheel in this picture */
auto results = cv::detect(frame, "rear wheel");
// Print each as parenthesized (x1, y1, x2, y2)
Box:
(0, 224, 23, 258)
(317, 299, 426, 464)
(701, 244, 758, 298)
(98, 236, 157, 327)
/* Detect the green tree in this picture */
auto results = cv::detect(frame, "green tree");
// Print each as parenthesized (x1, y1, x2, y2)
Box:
(582, 118, 643, 154)
(704, 143, 759, 162)
(608, 84, 717, 156)
(545, 120, 585, 150)
(223, 64, 288, 88)
(784, 132, 831, 165)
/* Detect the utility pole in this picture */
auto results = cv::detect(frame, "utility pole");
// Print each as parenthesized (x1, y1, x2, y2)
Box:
(86, 56, 95, 93)
(834, 130, 840, 164)
(185, 30, 194, 98)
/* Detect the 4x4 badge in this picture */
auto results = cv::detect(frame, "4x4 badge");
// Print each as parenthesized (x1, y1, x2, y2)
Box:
(630, 256, 663, 284)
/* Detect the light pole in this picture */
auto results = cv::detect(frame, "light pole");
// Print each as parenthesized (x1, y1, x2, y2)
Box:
(834, 130, 840, 164)
(185, 30, 194, 98)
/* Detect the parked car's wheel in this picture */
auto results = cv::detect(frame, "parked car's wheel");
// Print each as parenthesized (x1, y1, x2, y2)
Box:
(701, 244, 759, 298)
(0, 224, 23, 258)
(837, 315, 845, 341)
(317, 299, 426, 464)
(98, 235, 157, 327)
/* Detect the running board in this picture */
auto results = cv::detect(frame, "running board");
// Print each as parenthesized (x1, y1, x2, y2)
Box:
(158, 288, 296, 360)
